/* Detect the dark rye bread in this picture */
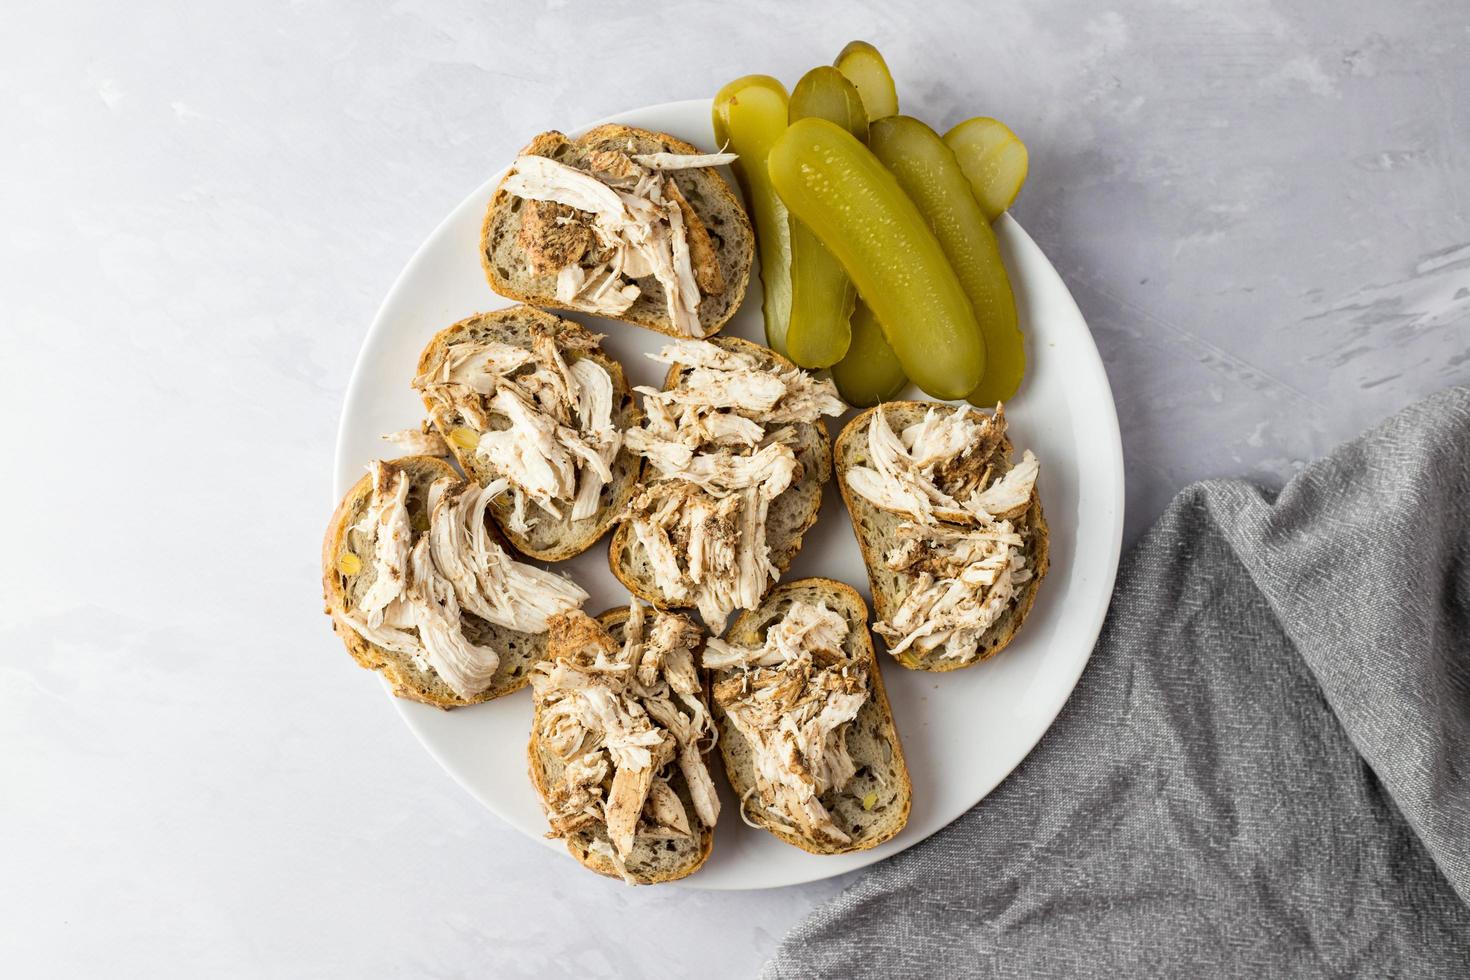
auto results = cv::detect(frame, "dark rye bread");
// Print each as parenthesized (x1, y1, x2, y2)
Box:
(481, 125, 754, 339)
(414, 307, 640, 561)
(835, 402, 1050, 673)
(607, 337, 832, 620)
(321, 456, 547, 708)
(711, 578, 911, 855)
(526, 607, 715, 884)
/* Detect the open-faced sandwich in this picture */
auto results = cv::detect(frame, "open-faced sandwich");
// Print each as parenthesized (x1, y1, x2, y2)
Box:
(609, 336, 845, 633)
(413, 307, 639, 561)
(529, 605, 719, 884)
(482, 126, 755, 339)
(322, 456, 588, 706)
(705, 578, 910, 855)
(836, 402, 1048, 671)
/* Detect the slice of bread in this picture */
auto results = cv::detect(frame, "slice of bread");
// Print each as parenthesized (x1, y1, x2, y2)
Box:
(481, 125, 754, 339)
(527, 607, 714, 884)
(835, 402, 1050, 672)
(710, 578, 911, 855)
(414, 307, 640, 561)
(607, 337, 833, 622)
(321, 456, 547, 707)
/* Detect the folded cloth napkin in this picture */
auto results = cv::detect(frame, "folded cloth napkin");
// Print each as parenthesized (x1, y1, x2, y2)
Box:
(766, 387, 1470, 979)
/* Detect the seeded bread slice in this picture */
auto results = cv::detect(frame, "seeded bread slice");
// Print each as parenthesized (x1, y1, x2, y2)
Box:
(711, 578, 912, 855)
(834, 402, 1050, 672)
(526, 607, 715, 884)
(414, 307, 640, 561)
(607, 337, 832, 624)
(321, 456, 547, 708)
(481, 125, 755, 339)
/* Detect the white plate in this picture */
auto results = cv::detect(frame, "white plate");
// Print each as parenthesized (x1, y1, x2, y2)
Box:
(334, 99, 1124, 890)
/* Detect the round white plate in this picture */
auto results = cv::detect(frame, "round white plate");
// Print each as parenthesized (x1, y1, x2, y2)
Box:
(334, 99, 1124, 890)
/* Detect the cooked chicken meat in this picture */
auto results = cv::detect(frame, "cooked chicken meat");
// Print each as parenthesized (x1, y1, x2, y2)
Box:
(414, 323, 622, 530)
(624, 341, 844, 632)
(846, 405, 1041, 666)
(705, 601, 868, 845)
(339, 463, 587, 699)
(501, 148, 735, 336)
(380, 423, 449, 458)
(531, 606, 718, 881)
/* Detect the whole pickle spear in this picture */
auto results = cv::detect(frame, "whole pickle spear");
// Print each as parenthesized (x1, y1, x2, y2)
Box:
(834, 40, 898, 120)
(831, 301, 908, 406)
(770, 117, 984, 400)
(713, 76, 794, 355)
(944, 117, 1029, 221)
(785, 67, 867, 369)
(869, 115, 1023, 404)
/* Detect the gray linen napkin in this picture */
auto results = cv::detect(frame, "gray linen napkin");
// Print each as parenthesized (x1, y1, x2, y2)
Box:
(766, 386, 1470, 978)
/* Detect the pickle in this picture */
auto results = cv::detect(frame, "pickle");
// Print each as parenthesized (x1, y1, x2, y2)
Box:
(769, 118, 984, 399)
(785, 67, 867, 369)
(831, 301, 908, 407)
(868, 116, 1023, 404)
(713, 75, 794, 355)
(833, 41, 899, 121)
(944, 117, 1029, 221)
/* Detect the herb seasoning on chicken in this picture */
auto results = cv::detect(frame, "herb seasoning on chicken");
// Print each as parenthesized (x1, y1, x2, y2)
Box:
(336, 461, 587, 700)
(704, 600, 870, 846)
(842, 403, 1044, 667)
(530, 606, 719, 884)
(499, 147, 738, 337)
(620, 339, 845, 632)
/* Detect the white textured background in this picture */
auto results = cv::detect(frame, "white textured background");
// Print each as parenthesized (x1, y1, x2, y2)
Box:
(4, 2, 1468, 977)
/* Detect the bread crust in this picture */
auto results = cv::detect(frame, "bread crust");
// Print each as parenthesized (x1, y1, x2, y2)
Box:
(710, 578, 912, 855)
(525, 607, 715, 884)
(480, 124, 754, 339)
(606, 337, 832, 621)
(834, 402, 1051, 672)
(414, 306, 640, 561)
(321, 455, 547, 707)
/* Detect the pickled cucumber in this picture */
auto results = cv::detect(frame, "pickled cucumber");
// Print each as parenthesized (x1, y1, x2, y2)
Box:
(785, 67, 867, 369)
(869, 115, 1023, 404)
(834, 41, 899, 121)
(769, 117, 985, 399)
(831, 301, 908, 406)
(944, 117, 1029, 221)
(713, 75, 794, 355)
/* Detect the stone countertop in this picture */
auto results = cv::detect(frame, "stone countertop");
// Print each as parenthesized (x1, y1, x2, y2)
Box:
(4, 1, 1467, 976)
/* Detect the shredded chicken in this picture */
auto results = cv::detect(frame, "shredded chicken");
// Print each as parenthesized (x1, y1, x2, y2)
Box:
(623, 340, 845, 632)
(339, 463, 587, 699)
(531, 607, 719, 874)
(380, 423, 449, 458)
(413, 323, 622, 531)
(501, 147, 736, 336)
(845, 405, 1042, 666)
(704, 601, 867, 846)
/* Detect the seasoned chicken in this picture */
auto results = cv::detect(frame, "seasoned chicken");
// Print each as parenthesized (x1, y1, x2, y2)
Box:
(339, 463, 587, 700)
(623, 341, 845, 632)
(846, 405, 1042, 666)
(530, 607, 718, 874)
(704, 601, 868, 845)
(413, 323, 623, 532)
(501, 149, 738, 336)
(380, 422, 449, 458)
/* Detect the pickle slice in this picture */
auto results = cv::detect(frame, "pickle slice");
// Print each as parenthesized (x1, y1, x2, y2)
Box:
(944, 117, 1029, 221)
(769, 117, 984, 400)
(834, 41, 899, 121)
(831, 301, 908, 407)
(785, 67, 867, 369)
(713, 75, 794, 355)
(869, 116, 1023, 404)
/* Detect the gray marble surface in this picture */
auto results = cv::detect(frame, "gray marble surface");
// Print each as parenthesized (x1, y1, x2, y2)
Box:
(4, 1, 1467, 976)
